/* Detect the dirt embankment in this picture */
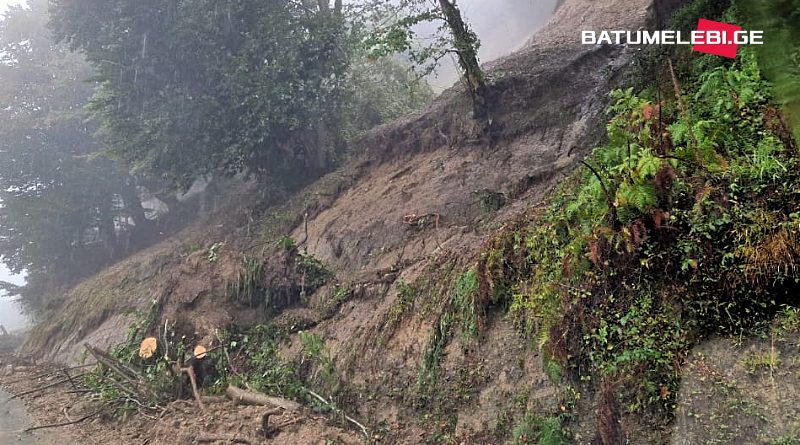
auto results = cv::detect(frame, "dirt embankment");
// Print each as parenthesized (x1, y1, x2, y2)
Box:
(671, 317, 800, 445)
(23, 0, 666, 365)
(20, 0, 691, 443)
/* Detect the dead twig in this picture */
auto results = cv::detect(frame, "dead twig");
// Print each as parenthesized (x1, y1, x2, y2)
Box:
(24, 408, 104, 433)
(2, 364, 94, 385)
(62, 406, 73, 423)
(62, 368, 78, 391)
(181, 366, 206, 413)
(8, 373, 87, 400)
(65, 389, 93, 395)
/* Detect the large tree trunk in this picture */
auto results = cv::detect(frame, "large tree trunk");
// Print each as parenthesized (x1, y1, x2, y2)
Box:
(438, 0, 489, 120)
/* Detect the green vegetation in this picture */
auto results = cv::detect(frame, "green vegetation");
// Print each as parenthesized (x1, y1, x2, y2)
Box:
(512, 413, 569, 445)
(737, 0, 800, 140)
(416, 306, 455, 404)
(49, 0, 432, 188)
(774, 435, 800, 445)
(386, 280, 419, 328)
(471, 44, 800, 432)
(85, 311, 345, 416)
(453, 267, 480, 340)
(225, 250, 331, 313)
(215, 325, 305, 399)
(299, 330, 339, 396)
(362, 0, 488, 118)
(275, 235, 296, 251)
(0, 0, 165, 315)
(225, 255, 264, 307)
(296, 253, 333, 292)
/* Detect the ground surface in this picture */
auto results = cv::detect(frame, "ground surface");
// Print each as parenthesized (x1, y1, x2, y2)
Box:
(0, 354, 362, 445)
(671, 317, 800, 445)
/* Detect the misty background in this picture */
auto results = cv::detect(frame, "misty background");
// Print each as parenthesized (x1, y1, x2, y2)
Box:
(0, 265, 26, 331)
(0, 0, 557, 331)
(0, 0, 24, 329)
(405, 0, 560, 89)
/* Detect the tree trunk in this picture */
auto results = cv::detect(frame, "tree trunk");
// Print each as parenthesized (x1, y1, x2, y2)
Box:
(438, 0, 489, 120)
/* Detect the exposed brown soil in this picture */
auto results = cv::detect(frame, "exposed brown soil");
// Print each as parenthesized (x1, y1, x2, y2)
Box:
(671, 319, 800, 445)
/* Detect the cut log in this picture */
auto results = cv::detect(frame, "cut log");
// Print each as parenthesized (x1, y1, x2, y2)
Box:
(193, 345, 208, 359)
(139, 337, 157, 359)
(224, 386, 301, 411)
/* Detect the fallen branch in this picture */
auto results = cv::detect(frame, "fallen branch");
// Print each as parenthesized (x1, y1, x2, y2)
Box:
(225, 385, 300, 411)
(62, 368, 78, 391)
(181, 366, 206, 413)
(2, 364, 94, 385)
(24, 408, 104, 433)
(85, 345, 139, 381)
(84, 344, 160, 402)
(8, 374, 87, 400)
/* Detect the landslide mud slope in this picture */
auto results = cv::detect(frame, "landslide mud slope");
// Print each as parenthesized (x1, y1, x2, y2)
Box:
(23, 0, 686, 442)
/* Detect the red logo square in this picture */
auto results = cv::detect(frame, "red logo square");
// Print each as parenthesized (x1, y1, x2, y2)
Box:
(693, 18, 742, 59)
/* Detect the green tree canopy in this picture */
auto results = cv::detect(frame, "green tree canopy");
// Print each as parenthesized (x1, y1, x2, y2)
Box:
(0, 0, 159, 314)
(50, 0, 355, 189)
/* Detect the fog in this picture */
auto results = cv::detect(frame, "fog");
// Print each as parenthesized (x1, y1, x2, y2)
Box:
(0, 0, 24, 14)
(0, 0, 26, 330)
(419, 0, 560, 89)
(0, 265, 27, 332)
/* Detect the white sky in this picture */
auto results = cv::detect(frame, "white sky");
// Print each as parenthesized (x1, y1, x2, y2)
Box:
(417, 0, 559, 89)
(0, 0, 25, 14)
(0, 0, 26, 322)
(0, 265, 28, 331)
